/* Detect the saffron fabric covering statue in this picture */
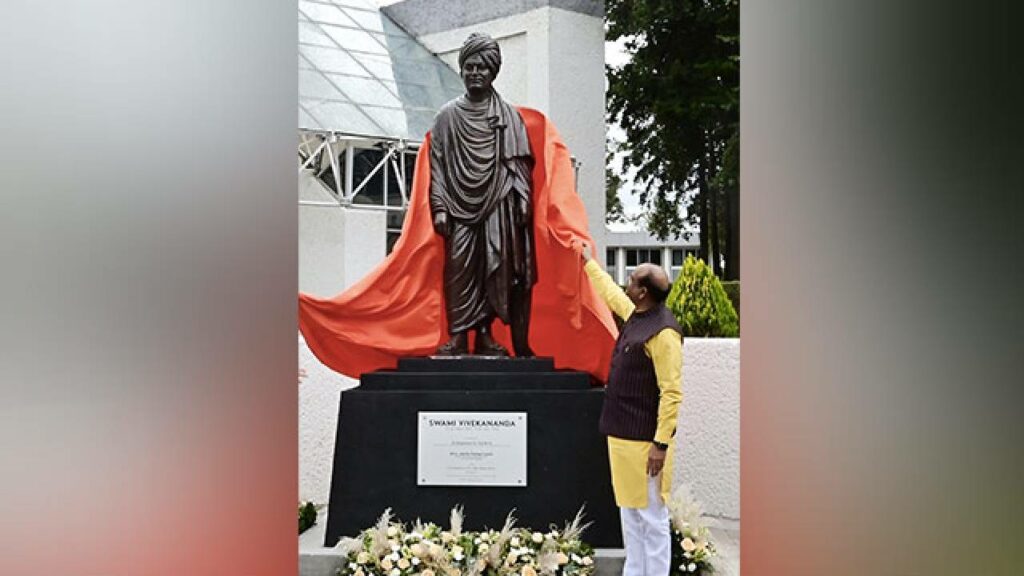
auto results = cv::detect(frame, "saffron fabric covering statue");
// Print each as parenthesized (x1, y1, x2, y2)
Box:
(298, 39, 617, 381)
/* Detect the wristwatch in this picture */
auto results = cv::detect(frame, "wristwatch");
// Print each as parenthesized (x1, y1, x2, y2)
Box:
(652, 441, 669, 451)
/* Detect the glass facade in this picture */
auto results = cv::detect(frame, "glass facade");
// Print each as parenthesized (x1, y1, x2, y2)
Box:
(298, 0, 462, 140)
(298, 0, 461, 249)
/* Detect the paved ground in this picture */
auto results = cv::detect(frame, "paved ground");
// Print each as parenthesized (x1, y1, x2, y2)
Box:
(300, 509, 740, 576)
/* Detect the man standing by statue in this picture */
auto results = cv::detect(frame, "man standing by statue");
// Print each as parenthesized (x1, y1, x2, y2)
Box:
(579, 241, 683, 576)
(429, 33, 536, 357)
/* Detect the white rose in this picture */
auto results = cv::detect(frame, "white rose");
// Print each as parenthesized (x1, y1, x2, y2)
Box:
(422, 570, 435, 576)
(357, 552, 371, 565)
(479, 543, 490, 553)
(555, 553, 569, 565)
(355, 570, 365, 576)
(410, 544, 425, 557)
(511, 537, 521, 547)
(390, 569, 401, 576)
(381, 558, 394, 571)
(398, 558, 411, 570)
(387, 526, 399, 538)
(682, 537, 696, 552)
(412, 558, 421, 566)
(522, 566, 538, 576)
(582, 557, 593, 566)
(688, 563, 697, 572)
(531, 532, 543, 544)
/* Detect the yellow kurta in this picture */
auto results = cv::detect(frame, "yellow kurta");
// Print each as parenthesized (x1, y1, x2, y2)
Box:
(584, 260, 683, 508)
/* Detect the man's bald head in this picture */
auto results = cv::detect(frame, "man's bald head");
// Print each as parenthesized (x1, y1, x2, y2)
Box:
(635, 263, 672, 303)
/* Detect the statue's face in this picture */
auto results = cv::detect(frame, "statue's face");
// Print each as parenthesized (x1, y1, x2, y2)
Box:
(461, 53, 494, 95)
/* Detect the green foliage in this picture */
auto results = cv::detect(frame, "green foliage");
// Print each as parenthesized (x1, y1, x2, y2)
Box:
(666, 256, 739, 337)
(299, 501, 318, 535)
(606, 0, 739, 274)
(719, 280, 740, 319)
(606, 164, 627, 225)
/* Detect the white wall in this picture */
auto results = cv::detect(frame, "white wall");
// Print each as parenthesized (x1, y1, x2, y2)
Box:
(299, 171, 388, 503)
(299, 333, 358, 504)
(673, 338, 741, 519)
(299, 336, 741, 522)
(299, 172, 388, 297)
(415, 6, 607, 258)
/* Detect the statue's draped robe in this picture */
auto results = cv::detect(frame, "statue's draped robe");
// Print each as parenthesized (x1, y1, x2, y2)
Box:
(298, 108, 618, 382)
(429, 93, 535, 332)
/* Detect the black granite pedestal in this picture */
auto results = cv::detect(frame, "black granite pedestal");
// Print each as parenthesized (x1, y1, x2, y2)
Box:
(324, 357, 622, 547)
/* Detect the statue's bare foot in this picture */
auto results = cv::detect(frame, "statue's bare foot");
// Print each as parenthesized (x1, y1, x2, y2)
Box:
(435, 334, 468, 356)
(474, 333, 509, 357)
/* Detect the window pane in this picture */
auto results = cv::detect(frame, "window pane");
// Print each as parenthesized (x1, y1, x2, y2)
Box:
(626, 249, 638, 266)
(385, 209, 406, 254)
(404, 152, 417, 193)
(299, 22, 336, 47)
(300, 45, 367, 76)
(386, 231, 401, 254)
(649, 250, 662, 265)
(386, 209, 406, 230)
(385, 154, 403, 207)
(299, 1, 355, 27)
(320, 26, 387, 55)
(325, 73, 401, 107)
(352, 148, 384, 205)
(300, 69, 345, 100)
(355, 52, 397, 81)
(299, 107, 318, 130)
(302, 99, 382, 135)
(606, 248, 616, 265)
(672, 249, 684, 266)
(341, 6, 386, 33)
(361, 106, 409, 138)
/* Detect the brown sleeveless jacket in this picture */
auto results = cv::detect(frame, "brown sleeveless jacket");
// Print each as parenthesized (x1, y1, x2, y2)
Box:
(599, 305, 682, 441)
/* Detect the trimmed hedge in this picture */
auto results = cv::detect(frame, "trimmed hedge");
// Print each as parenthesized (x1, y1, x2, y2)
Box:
(720, 280, 740, 321)
(666, 256, 739, 337)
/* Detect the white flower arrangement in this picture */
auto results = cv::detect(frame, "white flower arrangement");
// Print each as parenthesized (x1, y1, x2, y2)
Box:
(666, 485, 717, 575)
(335, 507, 595, 576)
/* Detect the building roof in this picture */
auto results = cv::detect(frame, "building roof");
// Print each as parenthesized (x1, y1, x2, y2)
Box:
(383, 0, 604, 37)
(605, 228, 699, 248)
(298, 0, 463, 139)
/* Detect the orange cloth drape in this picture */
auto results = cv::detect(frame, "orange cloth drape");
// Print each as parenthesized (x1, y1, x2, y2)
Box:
(298, 108, 618, 382)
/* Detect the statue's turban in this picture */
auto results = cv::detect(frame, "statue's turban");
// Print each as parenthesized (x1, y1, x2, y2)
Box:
(458, 33, 501, 75)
